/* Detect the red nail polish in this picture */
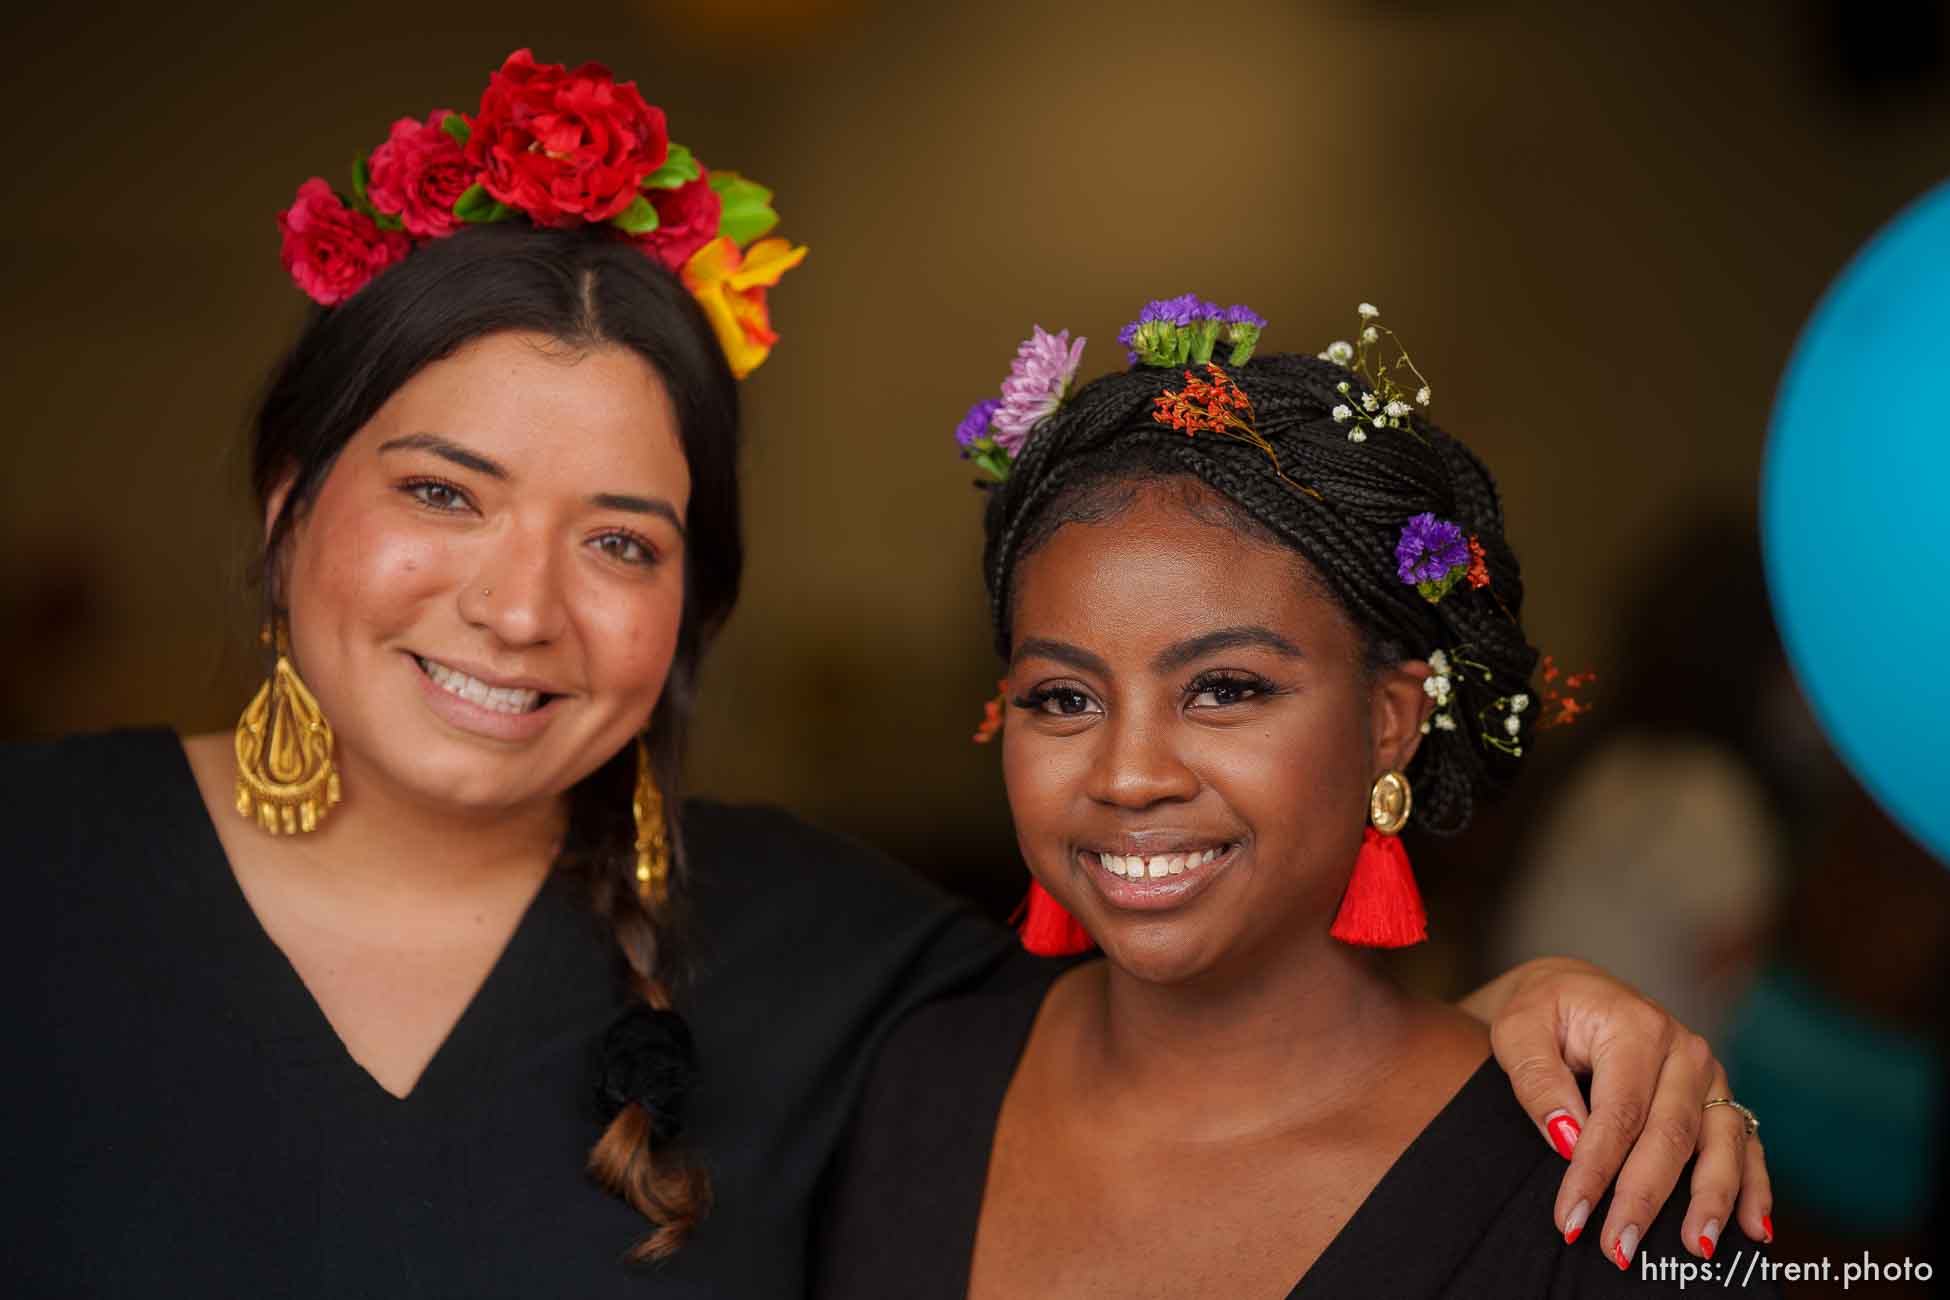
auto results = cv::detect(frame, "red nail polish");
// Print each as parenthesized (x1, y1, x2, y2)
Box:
(1699, 1234, 1715, 1259)
(1614, 1241, 1627, 1270)
(1762, 1213, 1774, 1243)
(1564, 1224, 1581, 1245)
(1546, 1113, 1581, 1160)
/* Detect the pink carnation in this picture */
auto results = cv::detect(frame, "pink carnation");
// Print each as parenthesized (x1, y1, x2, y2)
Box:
(634, 171, 722, 271)
(366, 110, 474, 239)
(276, 178, 411, 307)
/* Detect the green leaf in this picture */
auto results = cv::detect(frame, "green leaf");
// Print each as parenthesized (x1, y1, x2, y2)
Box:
(709, 171, 781, 246)
(453, 182, 513, 224)
(968, 441, 1013, 482)
(372, 210, 405, 233)
(439, 113, 471, 148)
(642, 142, 700, 190)
(610, 195, 661, 235)
(351, 152, 371, 205)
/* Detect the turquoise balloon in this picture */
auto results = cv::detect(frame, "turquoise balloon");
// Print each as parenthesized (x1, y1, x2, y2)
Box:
(1764, 179, 1950, 866)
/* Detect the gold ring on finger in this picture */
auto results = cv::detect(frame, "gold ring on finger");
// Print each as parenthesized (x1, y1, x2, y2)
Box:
(1702, 1097, 1759, 1138)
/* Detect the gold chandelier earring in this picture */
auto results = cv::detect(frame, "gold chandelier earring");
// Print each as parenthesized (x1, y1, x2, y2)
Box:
(234, 620, 341, 835)
(632, 736, 670, 905)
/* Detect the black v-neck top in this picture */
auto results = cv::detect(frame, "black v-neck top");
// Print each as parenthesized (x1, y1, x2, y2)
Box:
(0, 730, 1015, 1297)
(812, 962, 1780, 1299)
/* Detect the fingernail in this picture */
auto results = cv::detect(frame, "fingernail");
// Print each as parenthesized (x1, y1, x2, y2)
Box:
(1762, 1213, 1774, 1244)
(1545, 1109, 1581, 1161)
(1614, 1225, 1641, 1270)
(1700, 1219, 1720, 1259)
(1563, 1199, 1589, 1245)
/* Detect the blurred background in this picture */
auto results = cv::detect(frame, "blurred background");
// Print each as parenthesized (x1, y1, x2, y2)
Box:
(2, 0, 1945, 1287)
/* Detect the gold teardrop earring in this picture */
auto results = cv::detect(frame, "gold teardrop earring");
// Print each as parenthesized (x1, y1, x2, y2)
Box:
(234, 620, 341, 835)
(632, 736, 669, 905)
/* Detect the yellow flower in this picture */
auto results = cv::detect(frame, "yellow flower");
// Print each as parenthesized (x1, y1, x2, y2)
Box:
(681, 235, 809, 378)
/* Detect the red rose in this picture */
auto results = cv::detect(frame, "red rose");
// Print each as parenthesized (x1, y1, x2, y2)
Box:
(367, 110, 474, 239)
(276, 178, 411, 306)
(465, 48, 668, 227)
(634, 171, 722, 270)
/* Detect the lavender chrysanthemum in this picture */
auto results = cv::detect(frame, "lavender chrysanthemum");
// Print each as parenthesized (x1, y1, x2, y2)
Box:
(955, 397, 1001, 451)
(991, 326, 1086, 451)
(1396, 513, 1470, 586)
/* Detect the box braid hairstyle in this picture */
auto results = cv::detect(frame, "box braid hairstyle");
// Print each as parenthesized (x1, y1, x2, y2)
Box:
(981, 351, 1539, 834)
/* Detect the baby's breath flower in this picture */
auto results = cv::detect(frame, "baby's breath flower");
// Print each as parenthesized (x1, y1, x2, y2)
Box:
(1420, 720, 1432, 735)
(1428, 650, 1451, 675)
(1337, 380, 1351, 394)
(1326, 340, 1354, 364)
(1511, 692, 1530, 712)
(1361, 326, 1379, 343)
(1361, 392, 1378, 411)
(1434, 712, 1457, 731)
(1416, 385, 1432, 406)
(1358, 302, 1379, 319)
(1384, 399, 1409, 418)
(1348, 428, 1368, 443)
(1332, 404, 1353, 422)
(1504, 714, 1521, 736)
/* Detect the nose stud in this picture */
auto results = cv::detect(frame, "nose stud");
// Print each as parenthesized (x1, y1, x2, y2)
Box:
(482, 586, 493, 597)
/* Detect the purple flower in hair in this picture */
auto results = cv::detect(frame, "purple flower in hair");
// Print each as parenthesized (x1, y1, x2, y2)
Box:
(1396, 512, 1472, 602)
(1222, 304, 1267, 328)
(990, 326, 1087, 452)
(955, 397, 1001, 451)
(1123, 293, 1226, 366)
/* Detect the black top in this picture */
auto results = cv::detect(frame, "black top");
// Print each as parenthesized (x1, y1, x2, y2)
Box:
(0, 730, 1014, 1298)
(814, 962, 1780, 1299)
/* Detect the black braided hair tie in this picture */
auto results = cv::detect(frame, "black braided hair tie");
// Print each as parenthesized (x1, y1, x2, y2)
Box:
(596, 1005, 698, 1145)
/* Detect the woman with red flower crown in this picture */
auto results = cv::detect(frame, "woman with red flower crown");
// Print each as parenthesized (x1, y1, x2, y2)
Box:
(3, 49, 1768, 1298)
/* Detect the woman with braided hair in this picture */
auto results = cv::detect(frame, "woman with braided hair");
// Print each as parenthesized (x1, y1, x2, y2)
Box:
(1, 52, 1772, 1294)
(814, 306, 1777, 1298)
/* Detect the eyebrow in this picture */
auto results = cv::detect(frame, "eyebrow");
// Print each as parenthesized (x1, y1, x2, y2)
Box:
(1151, 625, 1304, 673)
(378, 432, 506, 478)
(380, 434, 687, 538)
(1012, 637, 1110, 677)
(1012, 627, 1304, 677)
(590, 493, 687, 539)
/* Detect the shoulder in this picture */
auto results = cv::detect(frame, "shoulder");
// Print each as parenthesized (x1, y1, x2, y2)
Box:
(674, 798, 1015, 1083)
(1405, 1064, 1779, 1298)
(864, 948, 1061, 1099)
(678, 798, 1005, 969)
(0, 727, 190, 880)
(811, 951, 1062, 1300)
(0, 726, 183, 799)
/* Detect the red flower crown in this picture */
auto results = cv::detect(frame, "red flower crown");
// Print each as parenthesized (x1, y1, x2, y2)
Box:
(275, 49, 807, 378)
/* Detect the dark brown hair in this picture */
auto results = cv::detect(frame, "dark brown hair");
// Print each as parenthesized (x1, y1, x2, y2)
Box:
(251, 222, 739, 1259)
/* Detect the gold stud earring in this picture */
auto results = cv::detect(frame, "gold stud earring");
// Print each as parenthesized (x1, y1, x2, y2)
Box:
(632, 736, 669, 905)
(1368, 769, 1412, 836)
(234, 621, 341, 835)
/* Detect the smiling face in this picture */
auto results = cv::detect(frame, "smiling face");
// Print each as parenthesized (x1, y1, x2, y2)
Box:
(1002, 477, 1432, 985)
(273, 329, 690, 820)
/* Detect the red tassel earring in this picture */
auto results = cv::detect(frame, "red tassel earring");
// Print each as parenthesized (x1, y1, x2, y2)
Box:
(1016, 880, 1095, 956)
(1329, 770, 1428, 948)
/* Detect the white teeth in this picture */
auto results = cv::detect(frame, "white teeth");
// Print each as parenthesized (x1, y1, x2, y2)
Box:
(1097, 846, 1228, 879)
(420, 658, 542, 715)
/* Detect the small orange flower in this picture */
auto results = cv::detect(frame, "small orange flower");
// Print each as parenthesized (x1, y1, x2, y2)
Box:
(972, 681, 1007, 744)
(1465, 536, 1491, 589)
(680, 235, 809, 378)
